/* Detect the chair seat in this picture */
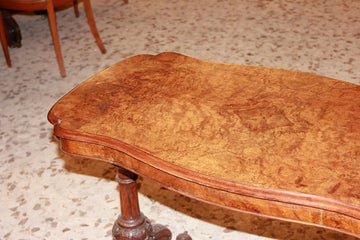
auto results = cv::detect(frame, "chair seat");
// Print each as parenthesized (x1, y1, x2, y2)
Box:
(0, 0, 74, 11)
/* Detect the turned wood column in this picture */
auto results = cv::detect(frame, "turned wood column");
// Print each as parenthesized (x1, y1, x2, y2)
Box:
(112, 167, 153, 240)
(112, 167, 191, 240)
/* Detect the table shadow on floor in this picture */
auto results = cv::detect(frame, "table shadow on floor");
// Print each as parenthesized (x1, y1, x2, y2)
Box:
(59, 152, 357, 240)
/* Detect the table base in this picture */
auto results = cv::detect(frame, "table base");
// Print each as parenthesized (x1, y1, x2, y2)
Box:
(113, 167, 192, 240)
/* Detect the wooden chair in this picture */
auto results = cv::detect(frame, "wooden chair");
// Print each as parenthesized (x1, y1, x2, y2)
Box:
(0, 0, 106, 77)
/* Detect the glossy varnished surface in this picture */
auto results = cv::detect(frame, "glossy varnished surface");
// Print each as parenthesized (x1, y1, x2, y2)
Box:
(0, 0, 74, 11)
(48, 52, 360, 237)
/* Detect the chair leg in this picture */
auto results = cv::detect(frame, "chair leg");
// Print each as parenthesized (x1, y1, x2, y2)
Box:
(46, 0, 66, 77)
(82, 0, 106, 54)
(73, 0, 79, 18)
(0, 10, 11, 67)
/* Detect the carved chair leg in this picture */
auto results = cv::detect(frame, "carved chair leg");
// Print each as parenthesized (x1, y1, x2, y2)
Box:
(0, 10, 12, 67)
(82, 0, 106, 54)
(73, 0, 80, 18)
(112, 167, 192, 240)
(1, 10, 22, 49)
(46, 0, 66, 77)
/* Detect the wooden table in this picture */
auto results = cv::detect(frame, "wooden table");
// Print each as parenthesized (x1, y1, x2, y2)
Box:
(48, 52, 360, 239)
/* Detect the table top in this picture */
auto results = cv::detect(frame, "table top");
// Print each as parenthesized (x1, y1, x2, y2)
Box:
(48, 52, 360, 237)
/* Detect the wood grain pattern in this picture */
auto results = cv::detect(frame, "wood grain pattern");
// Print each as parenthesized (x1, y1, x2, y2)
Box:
(48, 52, 360, 238)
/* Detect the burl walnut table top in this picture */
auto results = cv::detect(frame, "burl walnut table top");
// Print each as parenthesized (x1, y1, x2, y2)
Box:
(48, 52, 360, 238)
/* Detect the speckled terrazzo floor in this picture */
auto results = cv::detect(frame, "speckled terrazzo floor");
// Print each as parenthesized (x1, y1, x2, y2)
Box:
(0, 0, 359, 239)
